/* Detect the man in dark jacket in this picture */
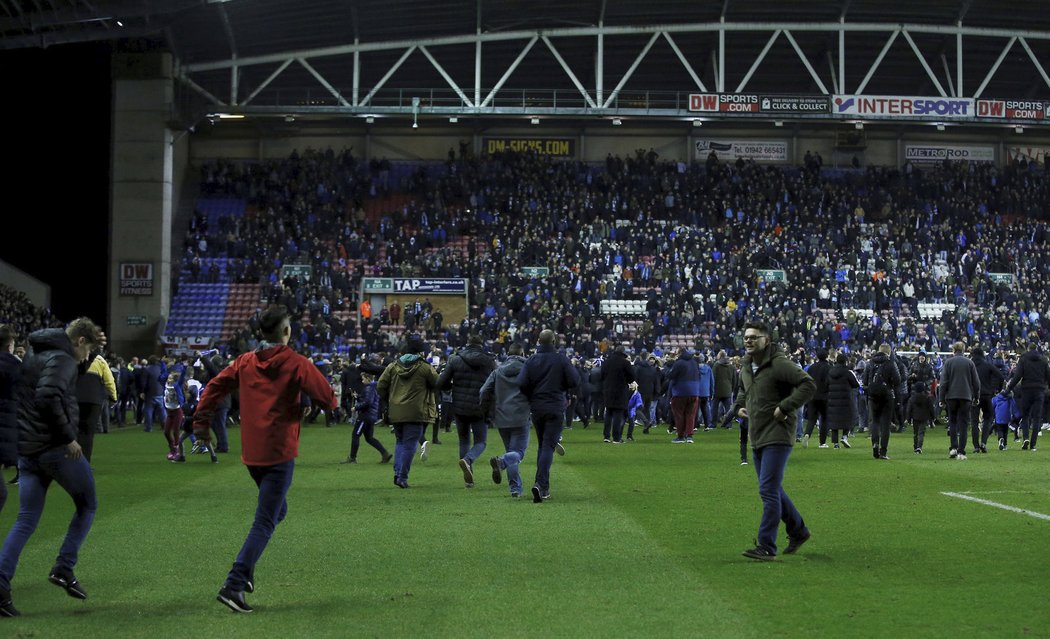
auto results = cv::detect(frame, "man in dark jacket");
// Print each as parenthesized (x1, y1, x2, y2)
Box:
(970, 347, 1005, 453)
(436, 334, 495, 488)
(131, 357, 150, 424)
(0, 325, 20, 515)
(141, 356, 167, 433)
(863, 343, 902, 460)
(712, 350, 736, 426)
(735, 321, 815, 561)
(516, 329, 580, 503)
(633, 352, 660, 434)
(668, 349, 701, 443)
(0, 318, 104, 617)
(600, 345, 635, 443)
(938, 342, 981, 460)
(802, 349, 831, 448)
(1002, 341, 1050, 451)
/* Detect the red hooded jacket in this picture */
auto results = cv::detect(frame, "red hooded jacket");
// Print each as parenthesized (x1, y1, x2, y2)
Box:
(194, 345, 336, 465)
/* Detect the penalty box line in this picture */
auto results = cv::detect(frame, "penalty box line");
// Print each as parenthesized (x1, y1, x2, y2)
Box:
(941, 492, 1050, 522)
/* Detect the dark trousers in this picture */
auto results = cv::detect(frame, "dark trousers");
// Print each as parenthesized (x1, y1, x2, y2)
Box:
(697, 397, 712, 429)
(739, 419, 749, 462)
(804, 399, 828, 440)
(351, 420, 389, 460)
(752, 444, 806, 555)
(868, 398, 893, 455)
(77, 403, 101, 463)
(971, 395, 994, 449)
(946, 398, 971, 453)
(603, 408, 626, 441)
(715, 396, 734, 425)
(224, 460, 293, 592)
(913, 419, 930, 450)
(532, 412, 563, 494)
(1018, 389, 1046, 448)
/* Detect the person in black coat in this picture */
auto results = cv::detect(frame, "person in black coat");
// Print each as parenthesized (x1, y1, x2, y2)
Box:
(131, 357, 150, 424)
(970, 347, 1005, 453)
(802, 349, 831, 447)
(436, 334, 496, 486)
(824, 354, 859, 448)
(0, 325, 21, 514)
(566, 358, 591, 430)
(600, 345, 635, 443)
(906, 379, 936, 453)
(1002, 341, 1050, 450)
(588, 362, 604, 422)
(633, 352, 660, 434)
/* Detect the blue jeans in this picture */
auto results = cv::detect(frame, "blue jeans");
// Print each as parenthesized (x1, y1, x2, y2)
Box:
(532, 413, 564, 494)
(393, 423, 425, 484)
(143, 395, 167, 432)
(455, 415, 488, 464)
(225, 460, 293, 592)
(715, 396, 733, 424)
(497, 425, 530, 495)
(212, 404, 230, 452)
(0, 448, 98, 590)
(752, 445, 806, 555)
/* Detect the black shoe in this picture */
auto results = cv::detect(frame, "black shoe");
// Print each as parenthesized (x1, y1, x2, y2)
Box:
(532, 485, 543, 504)
(48, 567, 88, 599)
(217, 587, 253, 613)
(380, 452, 393, 464)
(245, 572, 254, 594)
(742, 545, 775, 561)
(0, 588, 19, 617)
(784, 530, 811, 555)
(626, 436, 635, 442)
(643, 427, 650, 434)
(490, 457, 502, 484)
(395, 478, 409, 489)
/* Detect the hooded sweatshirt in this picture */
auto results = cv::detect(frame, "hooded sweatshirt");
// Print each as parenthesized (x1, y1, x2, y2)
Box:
(194, 344, 336, 466)
(480, 355, 530, 429)
(377, 354, 438, 424)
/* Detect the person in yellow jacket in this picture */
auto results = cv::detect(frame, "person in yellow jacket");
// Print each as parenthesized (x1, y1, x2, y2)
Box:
(76, 350, 116, 462)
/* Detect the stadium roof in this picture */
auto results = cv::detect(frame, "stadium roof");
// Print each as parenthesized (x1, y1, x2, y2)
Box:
(4, 1, 1050, 123)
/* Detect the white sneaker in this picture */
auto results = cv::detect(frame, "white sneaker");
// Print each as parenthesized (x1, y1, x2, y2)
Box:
(949, 448, 958, 458)
(841, 436, 851, 449)
(555, 442, 566, 456)
(420, 441, 429, 462)
(818, 443, 829, 449)
(956, 453, 968, 460)
(803, 434, 810, 449)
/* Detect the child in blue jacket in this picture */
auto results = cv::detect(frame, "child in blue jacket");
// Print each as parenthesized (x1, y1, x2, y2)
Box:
(344, 373, 392, 464)
(992, 392, 1018, 450)
(625, 383, 643, 442)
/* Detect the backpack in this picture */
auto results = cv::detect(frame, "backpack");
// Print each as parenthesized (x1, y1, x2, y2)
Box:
(867, 361, 891, 399)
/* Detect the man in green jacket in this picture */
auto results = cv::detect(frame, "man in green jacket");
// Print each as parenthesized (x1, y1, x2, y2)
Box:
(377, 335, 438, 489)
(734, 321, 816, 561)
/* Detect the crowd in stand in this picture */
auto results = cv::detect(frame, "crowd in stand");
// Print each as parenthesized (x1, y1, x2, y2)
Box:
(0, 285, 63, 349)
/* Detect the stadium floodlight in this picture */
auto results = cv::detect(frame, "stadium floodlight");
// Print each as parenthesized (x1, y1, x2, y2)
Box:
(530, 117, 540, 125)
(692, 119, 703, 127)
(449, 117, 458, 123)
(936, 123, 945, 131)
(1015, 126, 1024, 134)
(854, 122, 864, 130)
(612, 118, 622, 126)
(774, 120, 783, 127)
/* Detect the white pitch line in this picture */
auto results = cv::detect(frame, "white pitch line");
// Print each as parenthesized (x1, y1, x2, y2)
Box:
(942, 492, 1050, 522)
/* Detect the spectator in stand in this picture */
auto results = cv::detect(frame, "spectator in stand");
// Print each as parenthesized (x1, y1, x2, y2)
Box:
(668, 348, 701, 444)
(938, 342, 981, 460)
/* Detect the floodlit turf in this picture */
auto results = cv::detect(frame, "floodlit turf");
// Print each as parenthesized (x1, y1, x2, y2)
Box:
(1, 420, 1049, 638)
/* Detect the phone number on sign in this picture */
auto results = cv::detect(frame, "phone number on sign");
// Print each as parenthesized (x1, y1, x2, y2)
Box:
(738, 145, 785, 154)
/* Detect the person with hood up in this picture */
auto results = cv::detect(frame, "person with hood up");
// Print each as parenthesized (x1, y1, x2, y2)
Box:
(633, 351, 659, 434)
(480, 343, 530, 497)
(195, 305, 337, 614)
(377, 334, 438, 489)
(862, 343, 902, 460)
(0, 317, 105, 617)
(712, 350, 737, 426)
(667, 348, 701, 443)
(734, 321, 816, 561)
(437, 334, 496, 488)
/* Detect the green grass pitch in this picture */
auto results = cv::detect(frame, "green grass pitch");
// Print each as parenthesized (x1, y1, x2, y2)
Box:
(1, 420, 1048, 638)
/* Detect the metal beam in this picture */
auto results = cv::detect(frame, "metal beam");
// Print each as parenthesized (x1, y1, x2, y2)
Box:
(475, 0, 482, 108)
(855, 30, 898, 94)
(240, 58, 294, 107)
(542, 35, 596, 108)
(826, 49, 839, 95)
(940, 52, 956, 97)
(664, 32, 707, 92)
(360, 46, 416, 107)
(176, 74, 226, 107)
(352, 37, 360, 106)
(734, 30, 780, 93)
(297, 57, 351, 107)
(603, 31, 660, 108)
(216, 2, 238, 104)
(839, 19, 845, 94)
(973, 36, 1015, 98)
(596, 21, 604, 105)
(1019, 37, 1050, 90)
(957, 28, 963, 96)
(718, 19, 725, 92)
(784, 30, 829, 94)
(479, 36, 537, 108)
(420, 45, 473, 107)
(902, 30, 947, 97)
(181, 22, 1050, 74)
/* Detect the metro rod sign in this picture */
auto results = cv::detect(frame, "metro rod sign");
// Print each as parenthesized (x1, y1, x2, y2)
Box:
(119, 262, 154, 296)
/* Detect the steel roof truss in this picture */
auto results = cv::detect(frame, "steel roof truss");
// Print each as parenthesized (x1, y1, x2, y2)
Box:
(855, 29, 899, 94)
(541, 35, 596, 109)
(734, 29, 780, 94)
(297, 57, 351, 107)
(479, 35, 537, 108)
(240, 58, 294, 107)
(603, 30, 659, 108)
(784, 30, 828, 94)
(902, 30, 946, 97)
(1019, 37, 1050, 91)
(420, 45, 474, 108)
(360, 45, 416, 107)
(662, 32, 707, 92)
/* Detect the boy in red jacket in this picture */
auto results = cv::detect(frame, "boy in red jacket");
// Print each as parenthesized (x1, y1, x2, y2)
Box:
(194, 306, 336, 613)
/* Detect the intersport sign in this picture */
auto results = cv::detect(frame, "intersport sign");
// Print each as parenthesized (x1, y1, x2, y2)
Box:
(833, 95, 975, 119)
